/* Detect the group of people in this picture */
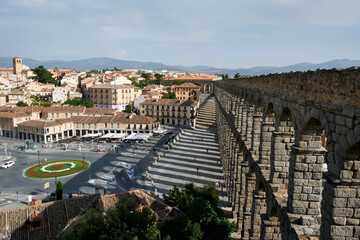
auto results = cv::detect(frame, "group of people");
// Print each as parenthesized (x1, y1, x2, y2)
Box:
(215, 181, 224, 191)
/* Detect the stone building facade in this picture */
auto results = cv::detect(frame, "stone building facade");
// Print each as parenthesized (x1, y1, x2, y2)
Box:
(0, 106, 159, 143)
(139, 99, 198, 127)
(89, 84, 142, 110)
(214, 67, 360, 239)
(170, 82, 201, 101)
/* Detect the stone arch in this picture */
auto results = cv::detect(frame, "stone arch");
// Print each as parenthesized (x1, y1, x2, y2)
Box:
(270, 107, 295, 194)
(251, 98, 264, 153)
(260, 206, 282, 240)
(242, 165, 256, 239)
(240, 94, 251, 137)
(287, 117, 326, 228)
(297, 109, 331, 146)
(258, 102, 276, 174)
(244, 96, 256, 148)
(250, 177, 267, 239)
(209, 83, 214, 93)
(321, 141, 360, 239)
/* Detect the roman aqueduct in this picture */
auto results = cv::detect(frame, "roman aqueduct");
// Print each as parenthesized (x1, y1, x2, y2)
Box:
(214, 67, 360, 239)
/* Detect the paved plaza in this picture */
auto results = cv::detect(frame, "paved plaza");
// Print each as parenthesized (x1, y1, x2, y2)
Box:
(0, 94, 229, 211)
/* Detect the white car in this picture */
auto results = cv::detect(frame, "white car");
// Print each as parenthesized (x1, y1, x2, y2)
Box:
(1, 161, 15, 169)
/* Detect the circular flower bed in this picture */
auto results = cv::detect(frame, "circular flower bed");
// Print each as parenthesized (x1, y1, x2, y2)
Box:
(25, 160, 90, 179)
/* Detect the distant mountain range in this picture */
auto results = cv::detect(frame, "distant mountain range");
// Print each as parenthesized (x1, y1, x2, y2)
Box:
(1, 57, 359, 76)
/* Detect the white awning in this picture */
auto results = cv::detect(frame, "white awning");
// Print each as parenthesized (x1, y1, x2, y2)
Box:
(100, 133, 114, 138)
(82, 133, 101, 138)
(110, 133, 126, 139)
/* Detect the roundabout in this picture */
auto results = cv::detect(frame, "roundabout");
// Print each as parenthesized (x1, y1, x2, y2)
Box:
(25, 159, 90, 178)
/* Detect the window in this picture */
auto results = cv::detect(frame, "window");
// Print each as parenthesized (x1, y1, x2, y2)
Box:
(56, 113, 59, 118)
(52, 113, 54, 118)
(94, 124, 97, 129)
(111, 123, 113, 128)
(105, 123, 107, 128)
(117, 123, 119, 128)
(65, 113, 68, 117)
(77, 124, 79, 128)
(82, 123, 85, 128)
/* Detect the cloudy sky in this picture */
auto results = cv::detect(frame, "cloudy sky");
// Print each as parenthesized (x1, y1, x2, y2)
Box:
(1, 0, 360, 68)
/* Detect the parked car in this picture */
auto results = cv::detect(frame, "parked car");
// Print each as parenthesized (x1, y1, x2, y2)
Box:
(1, 161, 15, 169)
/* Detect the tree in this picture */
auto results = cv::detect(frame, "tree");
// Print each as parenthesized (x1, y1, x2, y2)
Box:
(125, 104, 136, 113)
(32, 65, 59, 85)
(161, 216, 203, 240)
(234, 73, 241, 79)
(141, 73, 152, 81)
(64, 97, 93, 108)
(56, 181, 63, 200)
(59, 197, 160, 240)
(194, 82, 202, 86)
(161, 92, 176, 99)
(163, 183, 236, 240)
(16, 101, 28, 107)
(154, 73, 164, 85)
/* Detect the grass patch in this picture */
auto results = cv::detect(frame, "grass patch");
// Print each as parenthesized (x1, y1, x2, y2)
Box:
(25, 159, 90, 179)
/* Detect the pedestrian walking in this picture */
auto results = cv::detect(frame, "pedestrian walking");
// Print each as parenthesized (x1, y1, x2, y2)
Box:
(197, 166, 199, 173)
(194, 157, 196, 162)
(206, 148, 209, 153)
(164, 152, 166, 156)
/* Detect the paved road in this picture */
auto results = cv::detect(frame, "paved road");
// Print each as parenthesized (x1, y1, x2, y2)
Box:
(0, 134, 166, 210)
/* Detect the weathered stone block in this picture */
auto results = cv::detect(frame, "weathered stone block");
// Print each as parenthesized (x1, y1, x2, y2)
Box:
(308, 194, 321, 201)
(292, 207, 307, 214)
(333, 217, 347, 225)
(346, 218, 360, 225)
(305, 156, 317, 163)
(331, 226, 354, 237)
(347, 198, 360, 208)
(303, 186, 312, 194)
(292, 200, 309, 208)
(295, 163, 308, 171)
(294, 178, 308, 186)
(332, 208, 354, 217)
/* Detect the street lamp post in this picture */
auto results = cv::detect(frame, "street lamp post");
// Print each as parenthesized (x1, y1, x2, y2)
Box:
(37, 150, 41, 166)
(3, 143, 7, 158)
(82, 153, 85, 169)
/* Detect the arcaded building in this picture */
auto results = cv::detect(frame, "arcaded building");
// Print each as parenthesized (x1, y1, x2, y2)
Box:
(139, 99, 198, 127)
(0, 106, 159, 143)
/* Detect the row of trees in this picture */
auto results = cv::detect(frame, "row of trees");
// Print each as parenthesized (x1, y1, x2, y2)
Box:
(59, 183, 235, 240)
(64, 97, 94, 108)
(16, 97, 93, 108)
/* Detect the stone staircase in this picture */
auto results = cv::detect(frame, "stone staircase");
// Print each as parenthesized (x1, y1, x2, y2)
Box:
(196, 94, 216, 129)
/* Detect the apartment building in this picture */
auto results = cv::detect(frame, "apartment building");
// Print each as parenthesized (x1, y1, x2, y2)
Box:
(0, 106, 159, 143)
(89, 84, 142, 110)
(8, 89, 31, 105)
(140, 99, 198, 127)
(171, 83, 201, 101)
